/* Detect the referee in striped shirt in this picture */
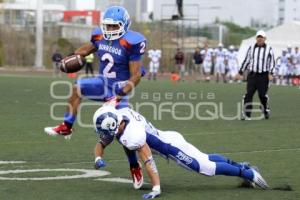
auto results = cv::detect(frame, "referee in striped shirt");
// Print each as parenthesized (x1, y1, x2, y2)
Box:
(239, 30, 275, 120)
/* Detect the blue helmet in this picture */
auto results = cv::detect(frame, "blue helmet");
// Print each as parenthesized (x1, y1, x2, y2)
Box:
(93, 106, 122, 138)
(101, 6, 131, 40)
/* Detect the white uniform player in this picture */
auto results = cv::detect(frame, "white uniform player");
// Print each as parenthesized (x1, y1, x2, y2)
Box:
(214, 44, 228, 83)
(226, 45, 239, 82)
(118, 108, 217, 176)
(92, 106, 269, 199)
(292, 47, 300, 76)
(287, 53, 293, 75)
(148, 49, 161, 80)
(201, 47, 214, 81)
(276, 51, 289, 85)
(286, 47, 294, 85)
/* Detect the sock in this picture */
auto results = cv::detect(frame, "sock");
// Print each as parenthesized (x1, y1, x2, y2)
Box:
(240, 168, 254, 181)
(215, 162, 254, 181)
(215, 162, 241, 176)
(64, 112, 76, 129)
(209, 154, 244, 168)
(125, 149, 139, 168)
(209, 154, 228, 162)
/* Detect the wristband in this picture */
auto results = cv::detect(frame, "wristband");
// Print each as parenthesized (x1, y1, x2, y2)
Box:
(95, 156, 102, 163)
(115, 87, 127, 96)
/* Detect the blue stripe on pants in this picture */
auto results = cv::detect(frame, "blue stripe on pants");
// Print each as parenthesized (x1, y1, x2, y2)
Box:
(146, 133, 200, 172)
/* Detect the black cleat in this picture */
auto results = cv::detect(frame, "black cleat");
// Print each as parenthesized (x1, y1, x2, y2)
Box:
(264, 112, 270, 119)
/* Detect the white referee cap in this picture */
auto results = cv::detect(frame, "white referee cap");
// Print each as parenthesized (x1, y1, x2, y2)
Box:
(256, 30, 266, 38)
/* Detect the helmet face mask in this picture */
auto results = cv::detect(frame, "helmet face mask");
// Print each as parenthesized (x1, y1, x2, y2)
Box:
(101, 19, 126, 40)
(101, 6, 131, 40)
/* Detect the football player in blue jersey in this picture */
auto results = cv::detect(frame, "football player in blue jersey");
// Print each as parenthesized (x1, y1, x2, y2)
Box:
(44, 6, 146, 189)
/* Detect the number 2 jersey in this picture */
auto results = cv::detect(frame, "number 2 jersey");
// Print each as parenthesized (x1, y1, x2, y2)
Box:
(91, 28, 147, 86)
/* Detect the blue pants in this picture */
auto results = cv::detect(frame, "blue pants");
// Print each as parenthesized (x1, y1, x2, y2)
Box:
(76, 75, 129, 109)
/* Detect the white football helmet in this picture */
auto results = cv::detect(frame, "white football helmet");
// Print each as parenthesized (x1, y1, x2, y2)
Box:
(93, 106, 122, 137)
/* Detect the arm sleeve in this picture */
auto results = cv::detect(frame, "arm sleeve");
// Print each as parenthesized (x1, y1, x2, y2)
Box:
(239, 46, 252, 74)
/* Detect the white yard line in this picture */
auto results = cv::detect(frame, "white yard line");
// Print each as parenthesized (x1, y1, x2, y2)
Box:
(0, 74, 51, 79)
(0, 161, 27, 164)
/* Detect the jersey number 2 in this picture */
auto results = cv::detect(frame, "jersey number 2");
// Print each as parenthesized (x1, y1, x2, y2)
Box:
(140, 42, 146, 54)
(101, 53, 116, 78)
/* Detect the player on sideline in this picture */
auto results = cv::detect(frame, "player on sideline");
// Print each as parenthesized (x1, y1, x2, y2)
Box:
(276, 50, 289, 85)
(44, 6, 146, 189)
(292, 47, 300, 82)
(92, 106, 269, 199)
(201, 44, 214, 82)
(148, 49, 161, 81)
(214, 43, 228, 83)
(226, 45, 239, 83)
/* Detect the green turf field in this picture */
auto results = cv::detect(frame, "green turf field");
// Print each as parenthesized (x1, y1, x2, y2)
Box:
(0, 74, 299, 200)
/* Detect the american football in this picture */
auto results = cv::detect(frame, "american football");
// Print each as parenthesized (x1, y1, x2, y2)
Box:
(60, 54, 86, 73)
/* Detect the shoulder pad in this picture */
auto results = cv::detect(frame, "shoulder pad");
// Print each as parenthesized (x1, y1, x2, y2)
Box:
(92, 28, 103, 36)
(91, 28, 104, 43)
(123, 30, 146, 45)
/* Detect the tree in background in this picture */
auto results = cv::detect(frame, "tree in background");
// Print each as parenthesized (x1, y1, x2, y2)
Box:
(222, 22, 256, 47)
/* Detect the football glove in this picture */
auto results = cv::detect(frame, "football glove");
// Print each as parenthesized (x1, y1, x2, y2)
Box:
(94, 157, 106, 169)
(142, 189, 161, 199)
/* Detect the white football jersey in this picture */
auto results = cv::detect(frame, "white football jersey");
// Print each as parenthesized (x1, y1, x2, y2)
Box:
(278, 55, 290, 66)
(117, 108, 156, 150)
(286, 52, 292, 64)
(201, 48, 214, 63)
(115, 108, 185, 151)
(292, 52, 300, 65)
(214, 48, 227, 63)
(226, 51, 238, 62)
(148, 49, 161, 63)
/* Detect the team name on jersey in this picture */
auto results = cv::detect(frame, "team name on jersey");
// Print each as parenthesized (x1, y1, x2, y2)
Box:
(98, 44, 122, 56)
(176, 151, 193, 165)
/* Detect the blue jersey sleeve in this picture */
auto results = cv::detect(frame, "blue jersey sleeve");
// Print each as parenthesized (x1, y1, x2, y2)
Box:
(123, 31, 147, 61)
(90, 28, 103, 47)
